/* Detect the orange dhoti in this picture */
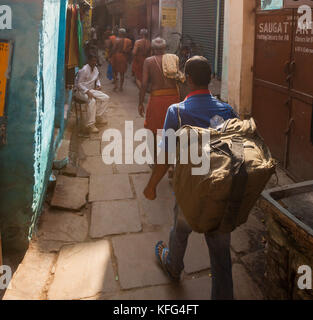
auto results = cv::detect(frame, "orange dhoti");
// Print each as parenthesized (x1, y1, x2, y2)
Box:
(132, 55, 146, 82)
(144, 89, 180, 134)
(111, 53, 128, 73)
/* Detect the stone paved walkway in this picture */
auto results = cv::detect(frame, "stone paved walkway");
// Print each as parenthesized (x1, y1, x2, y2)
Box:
(2, 63, 295, 300)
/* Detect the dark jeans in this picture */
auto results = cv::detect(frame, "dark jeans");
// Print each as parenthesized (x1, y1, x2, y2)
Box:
(166, 203, 234, 300)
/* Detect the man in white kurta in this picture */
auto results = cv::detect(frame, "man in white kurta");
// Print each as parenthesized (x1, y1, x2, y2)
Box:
(75, 55, 109, 133)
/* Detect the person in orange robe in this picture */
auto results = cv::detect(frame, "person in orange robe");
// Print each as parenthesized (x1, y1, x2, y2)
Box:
(110, 28, 133, 91)
(138, 38, 180, 163)
(132, 29, 151, 89)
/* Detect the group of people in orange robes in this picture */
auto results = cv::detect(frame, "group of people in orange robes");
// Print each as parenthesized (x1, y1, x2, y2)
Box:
(104, 27, 151, 92)
(105, 28, 182, 162)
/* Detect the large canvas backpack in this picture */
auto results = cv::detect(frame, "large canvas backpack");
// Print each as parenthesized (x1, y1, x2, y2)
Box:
(173, 117, 276, 233)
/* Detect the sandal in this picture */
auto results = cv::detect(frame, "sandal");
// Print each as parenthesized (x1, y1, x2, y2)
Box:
(155, 241, 180, 282)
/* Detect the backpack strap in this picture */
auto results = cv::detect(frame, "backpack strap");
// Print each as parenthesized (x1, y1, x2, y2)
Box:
(221, 119, 232, 133)
(220, 136, 248, 232)
(177, 103, 182, 128)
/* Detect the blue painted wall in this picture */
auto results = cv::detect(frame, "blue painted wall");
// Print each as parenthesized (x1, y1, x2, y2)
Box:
(55, 0, 68, 133)
(0, 0, 68, 251)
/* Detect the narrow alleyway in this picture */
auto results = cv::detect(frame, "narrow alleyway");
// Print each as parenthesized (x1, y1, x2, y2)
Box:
(2, 62, 295, 301)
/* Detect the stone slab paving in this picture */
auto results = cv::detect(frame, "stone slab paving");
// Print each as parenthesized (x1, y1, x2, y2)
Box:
(115, 163, 150, 174)
(184, 232, 211, 274)
(131, 174, 175, 200)
(48, 240, 118, 300)
(80, 139, 101, 156)
(231, 214, 266, 254)
(138, 196, 175, 226)
(90, 200, 142, 238)
(31, 239, 75, 253)
(51, 175, 89, 210)
(112, 231, 172, 290)
(3, 246, 55, 300)
(89, 174, 133, 202)
(133, 118, 145, 131)
(80, 156, 113, 175)
(37, 209, 88, 243)
(108, 277, 212, 300)
(112, 229, 212, 291)
(55, 139, 70, 161)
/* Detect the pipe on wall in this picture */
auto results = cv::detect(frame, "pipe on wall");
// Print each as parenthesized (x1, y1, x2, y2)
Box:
(215, 0, 221, 76)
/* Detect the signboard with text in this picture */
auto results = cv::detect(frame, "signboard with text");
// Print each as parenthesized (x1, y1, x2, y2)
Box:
(284, 0, 313, 8)
(0, 40, 13, 145)
(0, 41, 11, 117)
(161, 7, 177, 27)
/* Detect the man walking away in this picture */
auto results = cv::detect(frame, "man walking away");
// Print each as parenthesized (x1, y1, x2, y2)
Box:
(138, 37, 180, 163)
(75, 54, 110, 134)
(143, 56, 238, 300)
(90, 27, 97, 45)
(132, 28, 151, 89)
(110, 28, 133, 92)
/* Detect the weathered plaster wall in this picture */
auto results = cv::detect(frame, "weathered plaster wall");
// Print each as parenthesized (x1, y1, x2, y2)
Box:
(227, 0, 244, 113)
(240, 0, 255, 117)
(226, 0, 256, 117)
(55, 0, 68, 131)
(0, 0, 43, 251)
(221, 0, 229, 101)
(0, 0, 63, 251)
(159, 0, 183, 53)
(31, 0, 61, 237)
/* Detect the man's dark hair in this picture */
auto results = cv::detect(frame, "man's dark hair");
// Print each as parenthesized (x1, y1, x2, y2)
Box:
(185, 56, 212, 86)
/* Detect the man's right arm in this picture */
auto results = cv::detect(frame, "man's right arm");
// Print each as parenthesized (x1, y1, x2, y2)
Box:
(132, 41, 139, 56)
(138, 59, 149, 117)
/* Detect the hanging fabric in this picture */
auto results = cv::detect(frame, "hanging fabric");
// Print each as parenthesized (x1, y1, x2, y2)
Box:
(67, 4, 79, 69)
(76, 4, 84, 68)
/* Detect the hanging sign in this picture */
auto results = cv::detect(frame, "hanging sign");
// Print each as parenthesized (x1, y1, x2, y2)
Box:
(161, 7, 177, 27)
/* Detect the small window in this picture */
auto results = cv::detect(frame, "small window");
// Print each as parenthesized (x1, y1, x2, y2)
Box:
(260, 0, 284, 11)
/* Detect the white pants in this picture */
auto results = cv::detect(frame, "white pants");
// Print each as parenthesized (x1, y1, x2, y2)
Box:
(75, 89, 109, 126)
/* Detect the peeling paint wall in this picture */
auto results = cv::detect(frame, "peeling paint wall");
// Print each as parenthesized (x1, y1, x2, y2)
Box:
(221, 0, 229, 102)
(31, 0, 61, 238)
(226, 0, 256, 117)
(55, 0, 68, 135)
(159, 0, 183, 53)
(0, 0, 65, 251)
